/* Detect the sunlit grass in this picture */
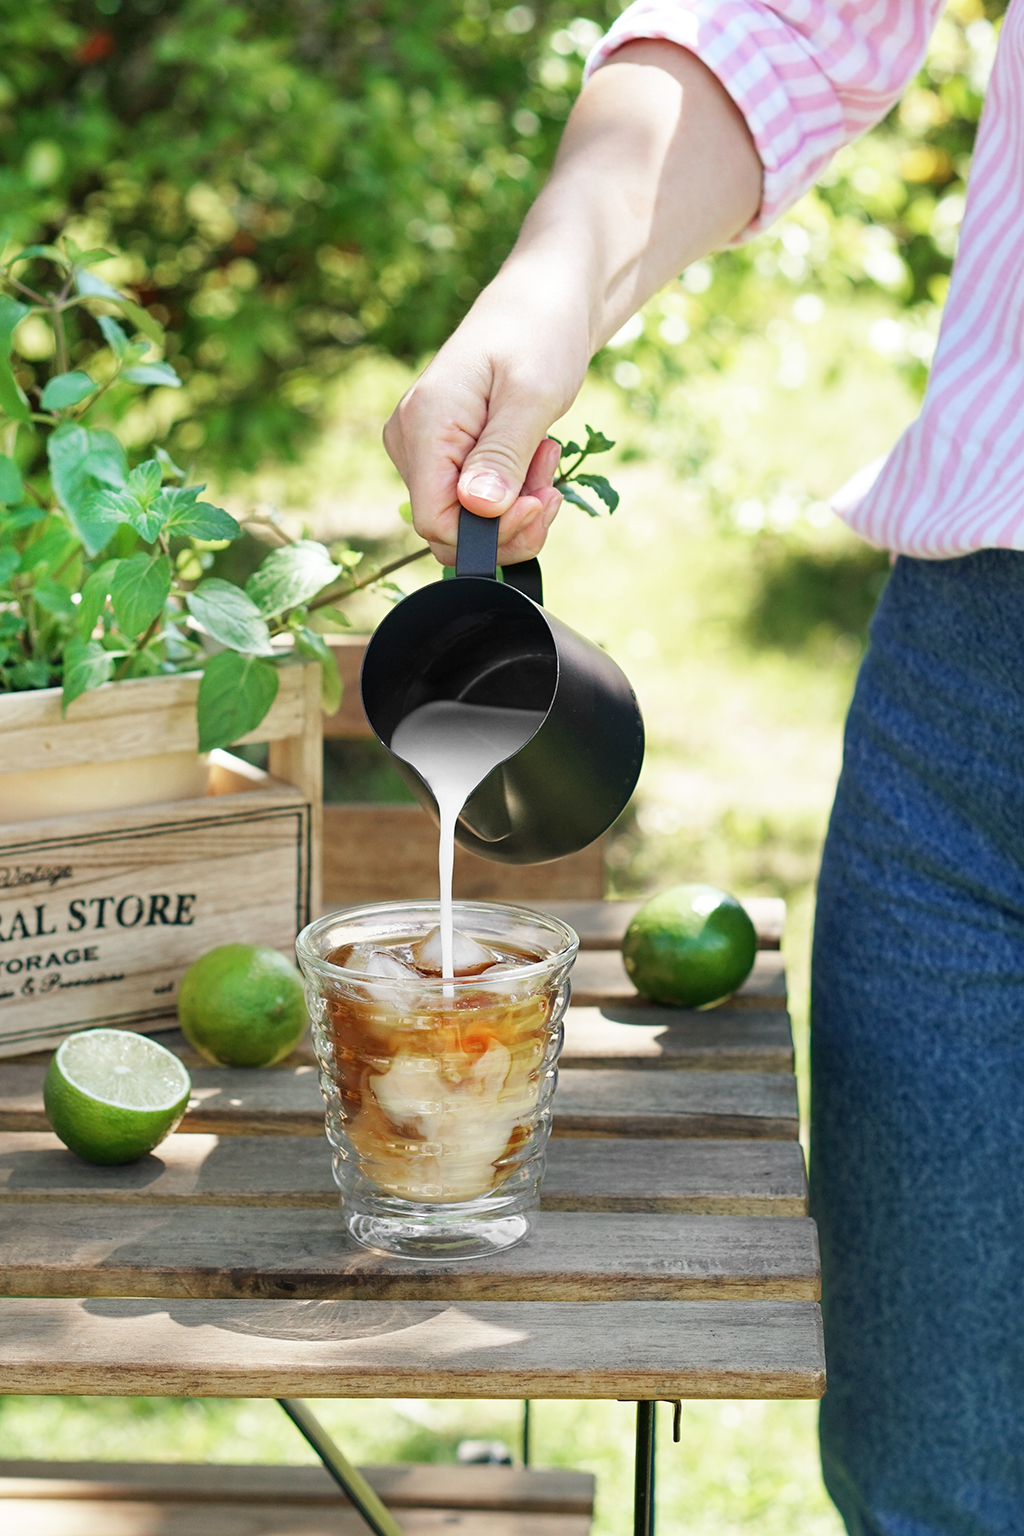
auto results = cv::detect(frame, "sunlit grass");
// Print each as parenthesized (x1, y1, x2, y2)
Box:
(0, 1395, 841, 1534)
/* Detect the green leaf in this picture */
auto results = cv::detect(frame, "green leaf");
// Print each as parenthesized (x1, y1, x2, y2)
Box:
(0, 295, 30, 424)
(573, 473, 619, 513)
(121, 362, 182, 388)
(74, 269, 164, 344)
(196, 650, 280, 752)
(97, 315, 130, 359)
(584, 425, 616, 454)
(110, 551, 171, 636)
(0, 454, 23, 505)
(558, 484, 601, 518)
(155, 446, 185, 480)
(293, 625, 343, 713)
(41, 371, 97, 410)
(19, 525, 77, 573)
(62, 638, 116, 711)
(186, 579, 273, 654)
(78, 559, 120, 638)
(311, 605, 352, 632)
(86, 487, 161, 543)
(6, 243, 66, 268)
(154, 486, 239, 540)
(47, 423, 127, 555)
(12, 658, 52, 690)
(126, 459, 163, 506)
(32, 577, 76, 618)
(245, 540, 340, 618)
(72, 248, 117, 267)
(2, 504, 45, 532)
(73, 267, 122, 302)
(556, 438, 581, 458)
(398, 500, 413, 524)
(0, 546, 19, 588)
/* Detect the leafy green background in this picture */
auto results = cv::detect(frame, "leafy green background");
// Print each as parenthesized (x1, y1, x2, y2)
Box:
(3, 0, 1003, 470)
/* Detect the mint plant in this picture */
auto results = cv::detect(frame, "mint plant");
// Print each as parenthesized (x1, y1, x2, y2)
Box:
(0, 239, 427, 751)
(553, 426, 620, 517)
(0, 239, 621, 759)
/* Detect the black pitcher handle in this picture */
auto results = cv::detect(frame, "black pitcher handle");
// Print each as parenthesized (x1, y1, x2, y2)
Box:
(455, 506, 543, 605)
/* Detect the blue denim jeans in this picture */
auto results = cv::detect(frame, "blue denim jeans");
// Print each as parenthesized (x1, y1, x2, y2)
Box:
(811, 551, 1024, 1536)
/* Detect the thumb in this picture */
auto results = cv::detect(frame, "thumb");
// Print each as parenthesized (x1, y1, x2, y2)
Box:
(457, 394, 555, 516)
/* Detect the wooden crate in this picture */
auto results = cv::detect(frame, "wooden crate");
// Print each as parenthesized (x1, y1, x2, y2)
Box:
(0, 664, 322, 1058)
(322, 637, 604, 906)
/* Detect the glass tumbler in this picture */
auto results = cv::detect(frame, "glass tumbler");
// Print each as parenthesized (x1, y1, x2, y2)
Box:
(295, 899, 579, 1260)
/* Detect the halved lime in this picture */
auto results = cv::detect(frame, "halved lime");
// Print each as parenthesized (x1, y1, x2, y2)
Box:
(44, 1029, 192, 1165)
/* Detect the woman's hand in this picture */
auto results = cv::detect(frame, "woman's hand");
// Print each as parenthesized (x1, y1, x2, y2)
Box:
(384, 42, 761, 566)
(383, 273, 590, 566)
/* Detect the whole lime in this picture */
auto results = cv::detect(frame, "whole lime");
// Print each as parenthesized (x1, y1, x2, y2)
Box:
(622, 883, 757, 1008)
(177, 944, 308, 1066)
(44, 1028, 191, 1165)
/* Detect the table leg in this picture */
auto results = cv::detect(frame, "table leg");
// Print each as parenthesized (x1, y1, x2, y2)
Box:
(634, 1401, 656, 1536)
(522, 1399, 531, 1466)
(278, 1398, 406, 1536)
(633, 1400, 682, 1536)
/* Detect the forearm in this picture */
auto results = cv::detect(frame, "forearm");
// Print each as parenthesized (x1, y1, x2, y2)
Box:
(492, 43, 762, 353)
(384, 43, 762, 561)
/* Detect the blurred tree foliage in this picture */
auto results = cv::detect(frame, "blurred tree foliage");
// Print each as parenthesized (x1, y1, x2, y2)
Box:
(0, 0, 619, 469)
(0, 0, 1005, 486)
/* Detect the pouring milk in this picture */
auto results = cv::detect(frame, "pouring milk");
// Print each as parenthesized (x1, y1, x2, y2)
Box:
(390, 700, 545, 985)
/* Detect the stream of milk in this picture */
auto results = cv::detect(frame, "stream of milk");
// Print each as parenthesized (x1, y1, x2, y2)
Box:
(390, 700, 545, 987)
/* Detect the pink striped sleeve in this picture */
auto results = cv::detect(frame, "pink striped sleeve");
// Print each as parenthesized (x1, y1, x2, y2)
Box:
(584, 0, 945, 233)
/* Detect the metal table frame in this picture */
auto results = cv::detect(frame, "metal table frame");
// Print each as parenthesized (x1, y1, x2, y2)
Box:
(282, 1394, 682, 1536)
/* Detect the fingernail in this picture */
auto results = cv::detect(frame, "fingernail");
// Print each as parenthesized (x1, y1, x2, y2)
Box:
(462, 471, 507, 504)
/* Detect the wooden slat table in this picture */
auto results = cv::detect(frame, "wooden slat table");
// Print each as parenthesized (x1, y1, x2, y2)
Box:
(0, 897, 823, 1536)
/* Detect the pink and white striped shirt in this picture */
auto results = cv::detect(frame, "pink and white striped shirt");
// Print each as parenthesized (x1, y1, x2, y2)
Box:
(587, 0, 1024, 558)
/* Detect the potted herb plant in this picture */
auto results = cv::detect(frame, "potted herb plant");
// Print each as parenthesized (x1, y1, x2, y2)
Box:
(0, 236, 619, 819)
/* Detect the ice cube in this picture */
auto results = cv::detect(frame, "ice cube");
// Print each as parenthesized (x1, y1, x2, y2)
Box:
(410, 925, 497, 977)
(364, 950, 420, 981)
(342, 944, 418, 980)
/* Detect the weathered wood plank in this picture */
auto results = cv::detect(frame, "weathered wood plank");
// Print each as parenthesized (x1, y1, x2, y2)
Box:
(0, 663, 314, 774)
(0, 1205, 819, 1302)
(569, 949, 787, 1011)
(0, 1497, 588, 1536)
(0, 1134, 808, 1216)
(322, 805, 603, 906)
(0, 1461, 595, 1515)
(0, 1065, 798, 1140)
(552, 1071, 797, 1140)
(101, 999, 795, 1076)
(540, 1138, 805, 1214)
(560, 1007, 793, 1072)
(0, 1296, 826, 1398)
(541, 898, 785, 951)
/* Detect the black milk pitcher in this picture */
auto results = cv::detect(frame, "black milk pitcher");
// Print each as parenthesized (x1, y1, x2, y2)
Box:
(359, 508, 645, 865)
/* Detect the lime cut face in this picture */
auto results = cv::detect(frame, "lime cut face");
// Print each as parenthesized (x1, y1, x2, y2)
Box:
(45, 1028, 192, 1165)
(57, 1029, 192, 1110)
